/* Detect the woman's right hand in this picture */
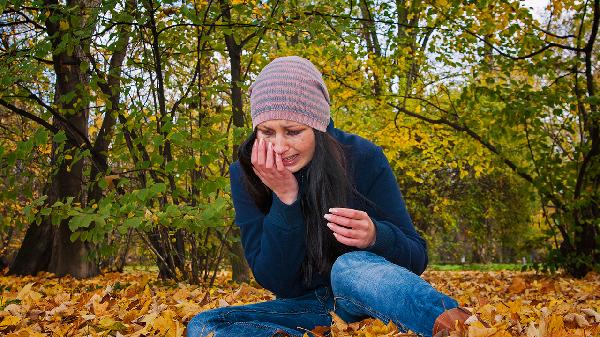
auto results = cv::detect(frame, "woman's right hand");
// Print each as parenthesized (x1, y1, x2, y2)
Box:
(251, 138, 299, 204)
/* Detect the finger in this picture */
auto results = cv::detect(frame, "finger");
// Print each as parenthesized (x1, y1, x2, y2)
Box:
(324, 213, 355, 228)
(329, 208, 367, 220)
(256, 138, 266, 167)
(265, 142, 274, 169)
(251, 139, 258, 165)
(332, 232, 362, 247)
(327, 222, 357, 239)
(275, 152, 285, 172)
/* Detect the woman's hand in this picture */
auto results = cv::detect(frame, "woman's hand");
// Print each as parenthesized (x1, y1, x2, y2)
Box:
(324, 208, 376, 249)
(251, 138, 299, 204)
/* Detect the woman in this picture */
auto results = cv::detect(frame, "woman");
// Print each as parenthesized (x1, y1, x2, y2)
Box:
(187, 56, 472, 337)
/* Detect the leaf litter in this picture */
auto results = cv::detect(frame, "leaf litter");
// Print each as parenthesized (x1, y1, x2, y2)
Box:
(0, 270, 598, 336)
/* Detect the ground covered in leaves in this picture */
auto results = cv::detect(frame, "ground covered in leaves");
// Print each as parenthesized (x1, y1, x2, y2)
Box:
(0, 269, 598, 336)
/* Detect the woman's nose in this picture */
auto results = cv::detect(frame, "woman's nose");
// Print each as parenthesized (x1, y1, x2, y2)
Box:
(272, 136, 288, 154)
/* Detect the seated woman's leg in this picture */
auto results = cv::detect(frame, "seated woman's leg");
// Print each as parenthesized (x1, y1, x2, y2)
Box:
(330, 251, 458, 337)
(186, 287, 333, 337)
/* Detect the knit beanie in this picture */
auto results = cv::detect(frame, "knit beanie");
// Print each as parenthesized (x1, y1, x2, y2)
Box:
(249, 56, 331, 132)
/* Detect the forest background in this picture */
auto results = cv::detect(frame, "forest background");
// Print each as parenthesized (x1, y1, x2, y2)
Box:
(0, 0, 598, 288)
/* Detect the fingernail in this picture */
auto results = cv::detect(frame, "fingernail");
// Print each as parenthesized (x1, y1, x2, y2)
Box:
(326, 223, 333, 229)
(324, 214, 332, 220)
(329, 208, 337, 213)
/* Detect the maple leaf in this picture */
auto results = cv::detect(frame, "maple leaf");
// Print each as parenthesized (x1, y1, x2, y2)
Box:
(1, 270, 599, 336)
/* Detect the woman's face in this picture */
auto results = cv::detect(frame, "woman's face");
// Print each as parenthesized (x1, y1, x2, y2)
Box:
(256, 119, 316, 173)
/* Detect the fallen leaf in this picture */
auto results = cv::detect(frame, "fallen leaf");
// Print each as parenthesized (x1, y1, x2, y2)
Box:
(564, 313, 590, 328)
(526, 322, 540, 337)
(330, 311, 348, 331)
(547, 314, 564, 333)
(508, 277, 527, 294)
(0, 315, 21, 330)
(581, 308, 600, 323)
(467, 326, 497, 337)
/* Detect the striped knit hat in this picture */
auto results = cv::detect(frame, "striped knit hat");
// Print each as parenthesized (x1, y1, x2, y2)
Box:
(249, 56, 330, 132)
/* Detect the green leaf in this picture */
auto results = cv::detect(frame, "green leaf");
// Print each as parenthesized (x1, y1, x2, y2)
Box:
(33, 128, 49, 145)
(53, 131, 68, 144)
(165, 160, 177, 173)
(70, 231, 80, 242)
(585, 95, 600, 105)
(124, 217, 142, 229)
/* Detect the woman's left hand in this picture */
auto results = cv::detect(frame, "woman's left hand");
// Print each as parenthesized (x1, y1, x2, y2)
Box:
(324, 208, 376, 249)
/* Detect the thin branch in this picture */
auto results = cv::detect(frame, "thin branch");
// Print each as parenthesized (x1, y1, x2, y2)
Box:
(474, 36, 582, 60)
(135, 229, 178, 281)
(0, 21, 30, 27)
(431, 3, 584, 59)
(157, 21, 259, 35)
(499, 0, 576, 39)
(574, 0, 599, 200)
(241, 0, 281, 81)
(3, 9, 47, 30)
(0, 98, 59, 134)
(169, 64, 199, 116)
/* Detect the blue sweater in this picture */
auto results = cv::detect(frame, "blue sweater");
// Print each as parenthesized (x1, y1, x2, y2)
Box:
(229, 123, 428, 298)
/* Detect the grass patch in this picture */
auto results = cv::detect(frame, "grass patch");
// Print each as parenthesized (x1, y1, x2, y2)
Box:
(428, 263, 525, 271)
(123, 264, 160, 272)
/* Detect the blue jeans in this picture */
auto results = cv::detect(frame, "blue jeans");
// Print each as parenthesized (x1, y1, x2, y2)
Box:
(187, 251, 458, 337)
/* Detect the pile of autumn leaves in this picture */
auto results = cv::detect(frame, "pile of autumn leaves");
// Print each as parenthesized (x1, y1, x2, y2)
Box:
(0, 269, 598, 337)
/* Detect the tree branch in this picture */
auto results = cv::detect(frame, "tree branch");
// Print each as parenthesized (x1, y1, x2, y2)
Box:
(0, 99, 59, 134)
(390, 102, 565, 211)
(14, 84, 108, 173)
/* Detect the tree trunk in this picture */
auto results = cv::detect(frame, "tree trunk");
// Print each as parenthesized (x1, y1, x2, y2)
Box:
(221, 0, 251, 283)
(88, 0, 134, 203)
(10, 0, 101, 278)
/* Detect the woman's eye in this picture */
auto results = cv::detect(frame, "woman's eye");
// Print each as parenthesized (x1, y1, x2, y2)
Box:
(259, 130, 274, 136)
(287, 130, 302, 136)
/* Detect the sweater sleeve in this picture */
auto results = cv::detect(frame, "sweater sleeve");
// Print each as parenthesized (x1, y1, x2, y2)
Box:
(229, 163, 307, 298)
(363, 147, 428, 275)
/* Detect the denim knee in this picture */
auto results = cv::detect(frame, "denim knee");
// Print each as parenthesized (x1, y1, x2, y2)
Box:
(331, 251, 375, 294)
(187, 308, 224, 337)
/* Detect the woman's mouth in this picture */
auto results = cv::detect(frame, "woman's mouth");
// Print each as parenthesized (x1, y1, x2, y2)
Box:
(282, 154, 299, 166)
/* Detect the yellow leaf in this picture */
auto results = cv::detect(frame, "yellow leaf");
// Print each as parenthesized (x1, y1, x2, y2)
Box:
(98, 316, 126, 331)
(93, 299, 110, 316)
(330, 311, 348, 331)
(547, 314, 564, 332)
(16, 283, 42, 302)
(5, 327, 46, 337)
(0, 315, 21, 329)
(139, 312, 159, 324)
(467, 326, 497, 337)
(59, 20, 69, 30)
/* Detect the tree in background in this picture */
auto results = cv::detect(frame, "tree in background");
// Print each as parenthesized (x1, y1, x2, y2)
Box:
(0, 0, 596, 279)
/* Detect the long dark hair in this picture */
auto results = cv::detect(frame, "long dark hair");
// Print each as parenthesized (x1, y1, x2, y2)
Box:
(238, 128, 353, 285)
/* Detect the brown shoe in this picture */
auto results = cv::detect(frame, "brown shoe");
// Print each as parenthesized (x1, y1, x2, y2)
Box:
(432, 307, 473, 337)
